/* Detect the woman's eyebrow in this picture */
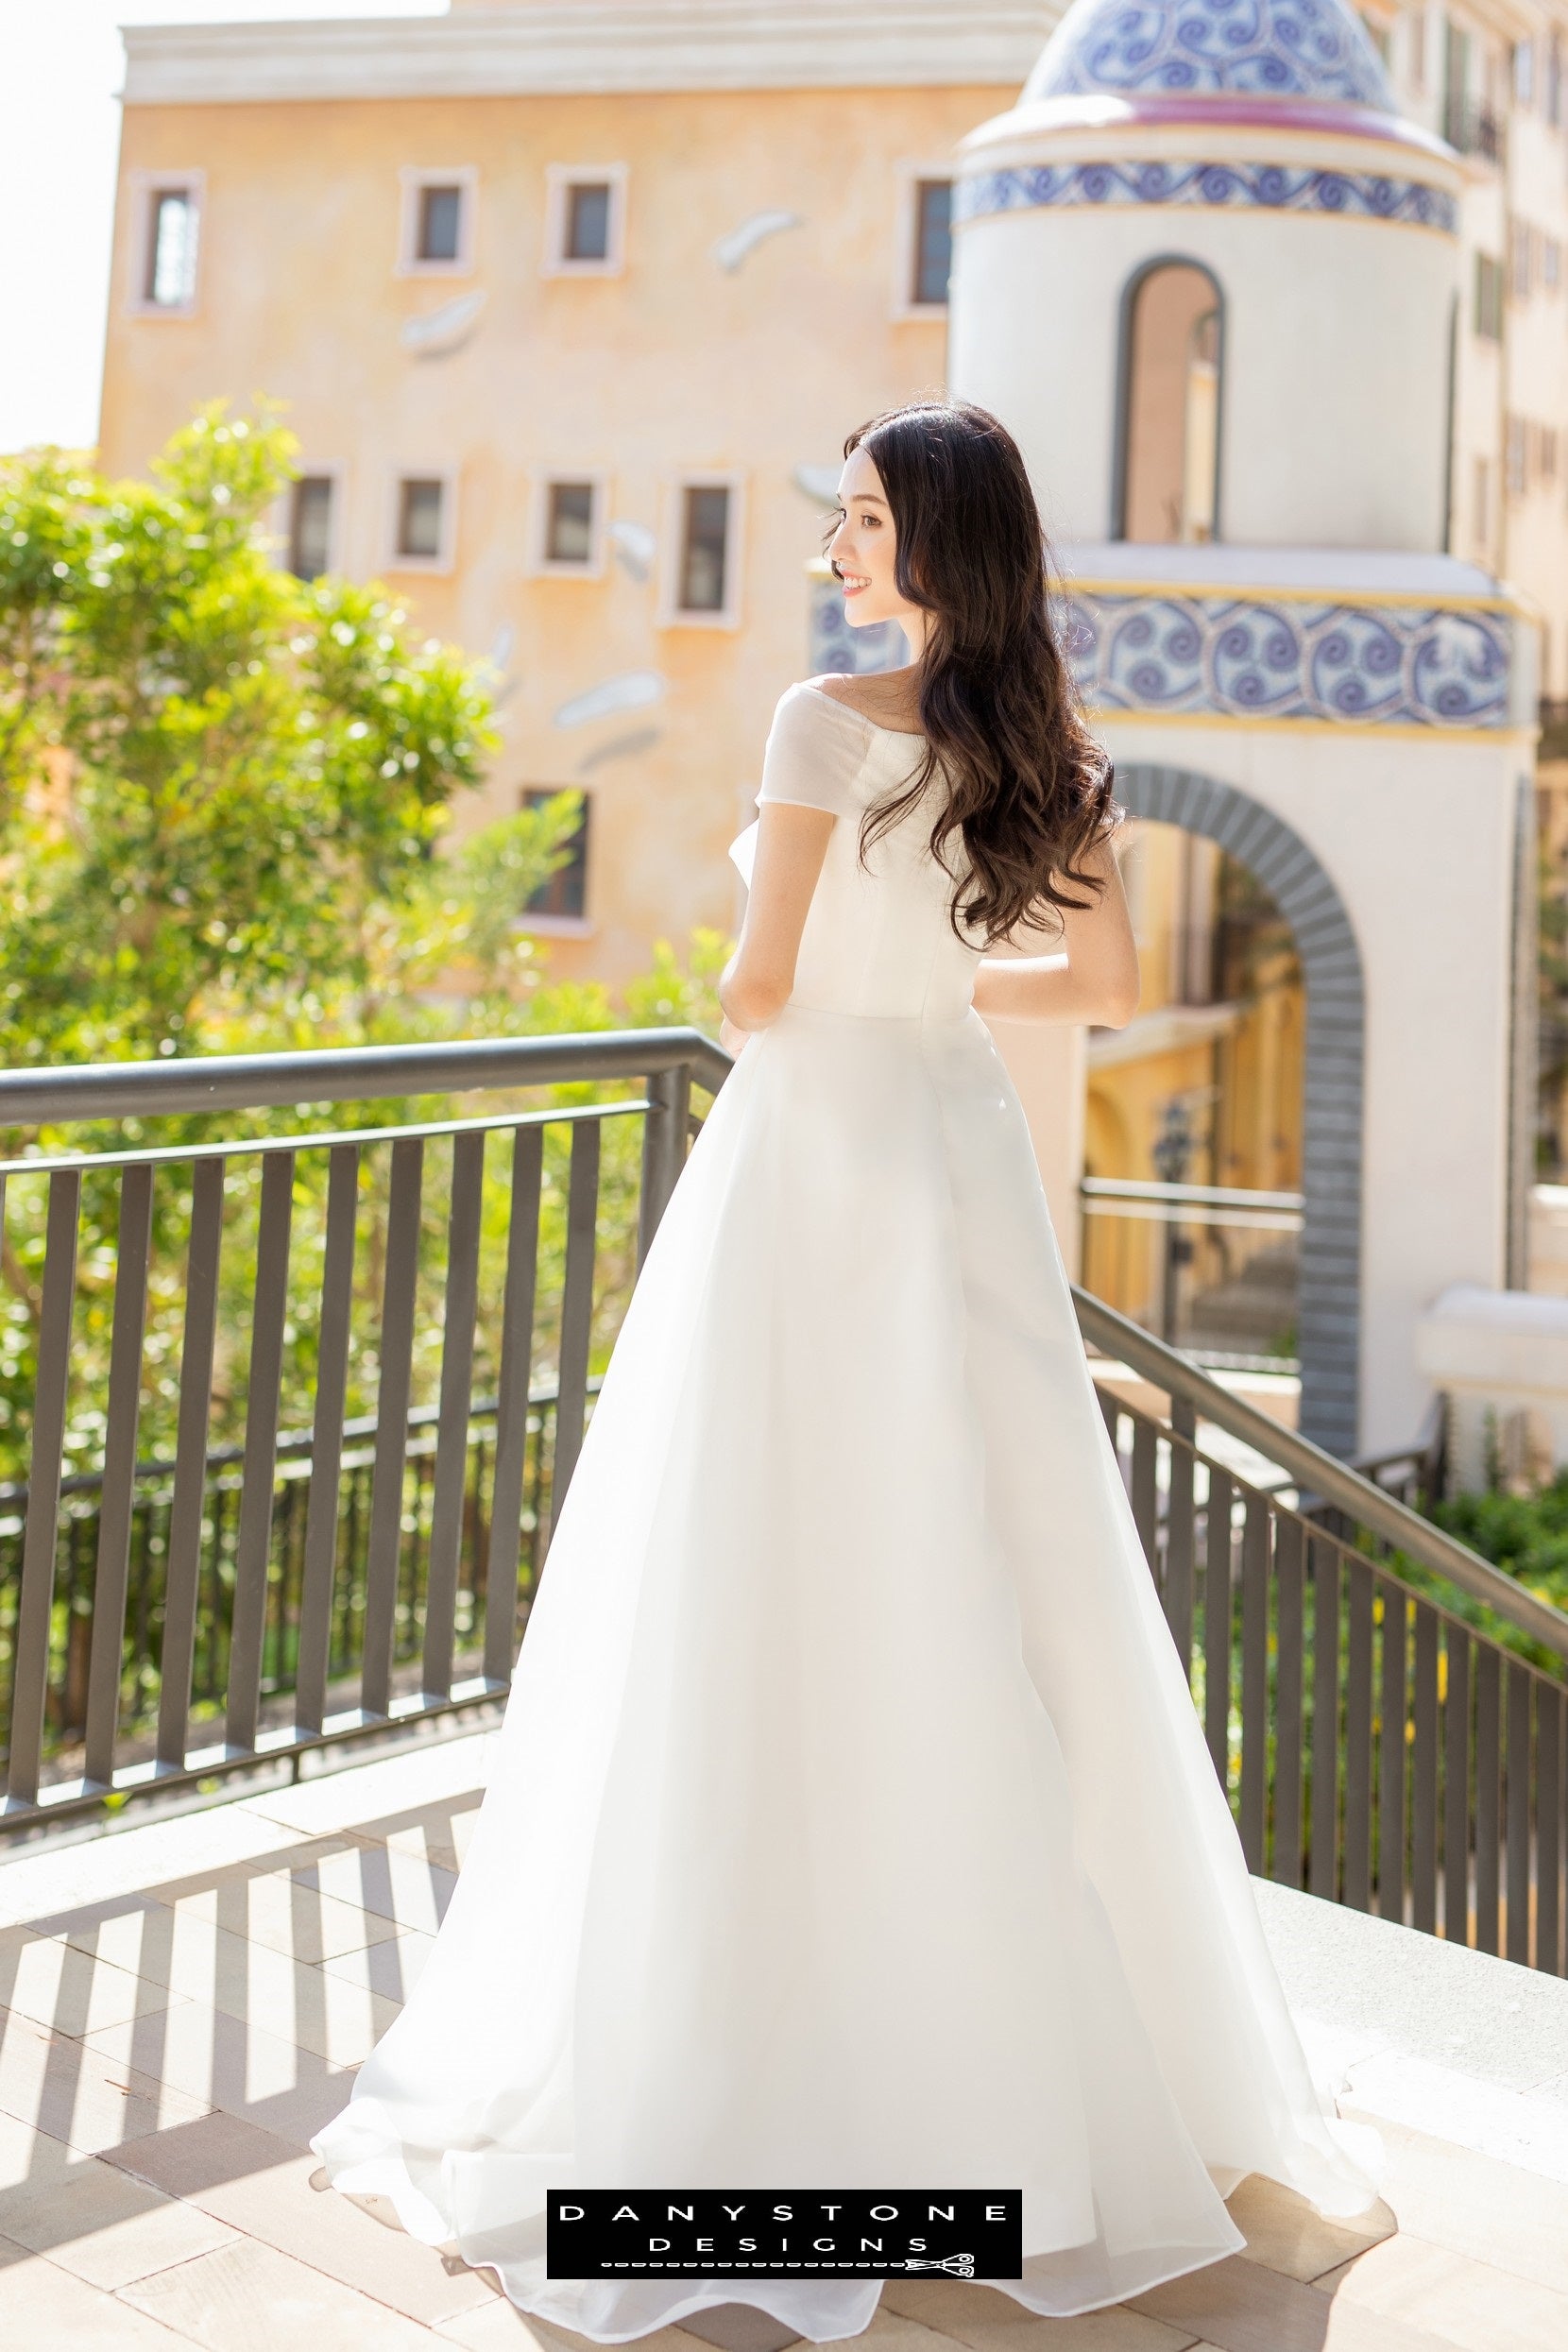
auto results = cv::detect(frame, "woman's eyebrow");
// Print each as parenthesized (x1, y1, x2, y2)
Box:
(842, 490, 889, 508)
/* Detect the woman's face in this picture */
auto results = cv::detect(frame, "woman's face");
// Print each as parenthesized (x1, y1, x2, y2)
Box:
(827, 447, 917, 633)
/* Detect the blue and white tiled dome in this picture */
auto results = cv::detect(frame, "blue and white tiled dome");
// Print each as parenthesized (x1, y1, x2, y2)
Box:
(1024, 0, 1396, 111)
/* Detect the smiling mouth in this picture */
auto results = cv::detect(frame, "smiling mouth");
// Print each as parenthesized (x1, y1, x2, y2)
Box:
(841, 571, 871, 596)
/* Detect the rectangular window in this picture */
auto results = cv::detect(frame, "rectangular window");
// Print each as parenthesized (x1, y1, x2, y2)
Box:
(911, 178, 953, 306)
(520, 788, 589, 920)
(288, 475, 335, 579)
(1510, 217, 1532, 300)
(545, 166, 626, 274)
(398, 166, 476, 275)
(1408, 11, 1426, 90)
(417, 182, 464, 264)
(1552, 31, 1564, 125)
(566, 182, 610, 263)
(1506, 413, 1527, 499)
(1514, 37, 1535, 104)
(678, 485, 731, 612)
(1546, 237, 1562, 290)
(1474, 453, 1491, 546)
(143, 184, 199, 308)
(395, 476, 447, 562)
(545, 480, 596, 566)
(1543, 428, 1559, 481)
(1474, 250, 1504, 339)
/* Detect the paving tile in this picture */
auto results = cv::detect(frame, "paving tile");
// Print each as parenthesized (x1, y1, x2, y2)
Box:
(1313, 2227, 1568, 2352)
(0, 1923, 195, 2040)
(169, 2131, 494, 2325)
(881, 2274, 1200, 2345)
(68, 1903, 403, 2067)
(0, 1804, 311, 1932)
(315, 1925, 437, 2006)
(1127, 2250, 1449, 2351)
(0, 2103, 82, 2196)
(434, 2294, 693, 2349)
(0, 2140, 237, 2290)
(0, 2005, 212, 2153)
(100, 2103, 304, 2202)
(79, 1996, 361, 2143)
(383, 1798, 486, 1876)
(117, 2229, 446, 2349)
(0, 2241, 203, 2344)
(1222, 2172, 1395, 2283)
(298, 1838, 460, 1937)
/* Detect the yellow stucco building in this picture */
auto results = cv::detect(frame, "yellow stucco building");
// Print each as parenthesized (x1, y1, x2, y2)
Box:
(102, 0, 1060, 988)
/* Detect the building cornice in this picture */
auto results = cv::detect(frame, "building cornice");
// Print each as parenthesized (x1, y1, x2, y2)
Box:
(120, 3, 1065, 108)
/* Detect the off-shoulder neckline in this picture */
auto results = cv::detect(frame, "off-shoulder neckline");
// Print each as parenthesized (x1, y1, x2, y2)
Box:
(797, 680, 926, 741)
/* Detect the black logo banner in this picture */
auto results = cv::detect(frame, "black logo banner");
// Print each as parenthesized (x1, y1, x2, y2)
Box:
(547, 2190, 1022, 2279)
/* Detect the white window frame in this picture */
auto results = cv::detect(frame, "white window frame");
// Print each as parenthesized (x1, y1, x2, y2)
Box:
(657, 471, 745, 630)
(397, 165, 478, 278)
(542, 163, 628, 277)
(127, 168, 205, 317)
(526, 471, 609, 578)
(891, 162, 955, 320)
(269, 461, 348, 579)
(516, 783, 596, 936)
(385, 466, 459, 575)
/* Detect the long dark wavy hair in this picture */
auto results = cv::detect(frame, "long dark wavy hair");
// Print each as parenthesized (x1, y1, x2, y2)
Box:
(830, 399, 1117, 946)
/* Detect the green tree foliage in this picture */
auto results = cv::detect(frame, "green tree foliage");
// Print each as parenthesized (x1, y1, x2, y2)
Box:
(0, 404, 542, 1061)
(0, 410, 732, 1495)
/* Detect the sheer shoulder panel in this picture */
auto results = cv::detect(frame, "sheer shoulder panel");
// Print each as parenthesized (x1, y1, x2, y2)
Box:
(754, 681, 871, 818)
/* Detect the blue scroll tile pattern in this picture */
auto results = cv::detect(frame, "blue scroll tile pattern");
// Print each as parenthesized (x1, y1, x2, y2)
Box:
(1029, 0, 1394, 108)
(955, 162, 1457, 232)
(1061, 589, 1512, 726)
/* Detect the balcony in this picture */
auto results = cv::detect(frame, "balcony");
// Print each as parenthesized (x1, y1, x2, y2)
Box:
(2, 1030, 1567, 2344)
(1442, 94, 1507, 165)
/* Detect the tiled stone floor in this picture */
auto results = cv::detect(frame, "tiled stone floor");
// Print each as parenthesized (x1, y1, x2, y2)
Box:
(3, 1730, 1567, 2352)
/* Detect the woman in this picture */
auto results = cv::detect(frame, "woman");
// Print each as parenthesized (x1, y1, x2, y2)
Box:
(311, 400, 1382, 2341)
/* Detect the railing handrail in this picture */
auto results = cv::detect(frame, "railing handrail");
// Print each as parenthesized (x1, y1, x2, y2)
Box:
(0, 1027, 733, 1125)
(1080, 1174, 1304, 1212)
(1, 1025, 1559, 1661)
(1073, 1283, 1568, 1666)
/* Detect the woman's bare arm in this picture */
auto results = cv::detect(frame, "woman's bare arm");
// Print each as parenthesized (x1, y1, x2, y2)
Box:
(970, 827, 1140, 1030)
(718, 802, 836, 1048)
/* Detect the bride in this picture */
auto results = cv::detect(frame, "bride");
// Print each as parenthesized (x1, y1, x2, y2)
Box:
(311, 398, 1383, 2341)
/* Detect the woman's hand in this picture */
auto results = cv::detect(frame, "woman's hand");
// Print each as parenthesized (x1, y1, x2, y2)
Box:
(719, 1014, 752, 1058)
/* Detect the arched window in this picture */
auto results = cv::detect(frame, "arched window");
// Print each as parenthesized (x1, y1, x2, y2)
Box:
(1115, 259, 1223, 544)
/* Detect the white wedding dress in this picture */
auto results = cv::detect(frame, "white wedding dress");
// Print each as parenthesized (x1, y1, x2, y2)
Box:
(311, 681, 1383, 2341)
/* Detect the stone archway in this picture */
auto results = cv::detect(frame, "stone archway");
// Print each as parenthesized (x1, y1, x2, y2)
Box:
(1114, 763, 1365, 1459)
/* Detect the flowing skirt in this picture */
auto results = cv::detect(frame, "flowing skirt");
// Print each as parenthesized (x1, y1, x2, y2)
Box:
(311, 1000, 1382, 2341)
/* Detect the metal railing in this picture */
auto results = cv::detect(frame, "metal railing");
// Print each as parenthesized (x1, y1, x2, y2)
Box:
(1079, 1174, 1302, 1368)
(3, 1028, 1566, 1977)
(1081, 1290, 1568, 1974)
(0, 1030, 725, 1840)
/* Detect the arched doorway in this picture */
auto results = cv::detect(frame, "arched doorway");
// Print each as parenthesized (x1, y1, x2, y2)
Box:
(1114, 257, 1223, 543)
(1111, 766, 1366, 1459)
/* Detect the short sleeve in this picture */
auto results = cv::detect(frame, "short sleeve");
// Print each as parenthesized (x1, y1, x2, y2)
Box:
(754, 682, 869, 819)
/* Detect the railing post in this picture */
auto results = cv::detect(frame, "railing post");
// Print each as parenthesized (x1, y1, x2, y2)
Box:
(638, 1062, 691, 1269)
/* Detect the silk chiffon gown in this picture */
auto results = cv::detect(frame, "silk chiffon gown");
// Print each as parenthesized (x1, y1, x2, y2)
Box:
(310, 680, 1384, 2340)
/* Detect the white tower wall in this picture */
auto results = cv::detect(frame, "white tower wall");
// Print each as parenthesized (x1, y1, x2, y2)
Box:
(950, 203, 1456, 552)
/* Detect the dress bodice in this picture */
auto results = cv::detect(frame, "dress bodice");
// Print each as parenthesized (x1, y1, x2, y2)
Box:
(727, 681, 989, 1021)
